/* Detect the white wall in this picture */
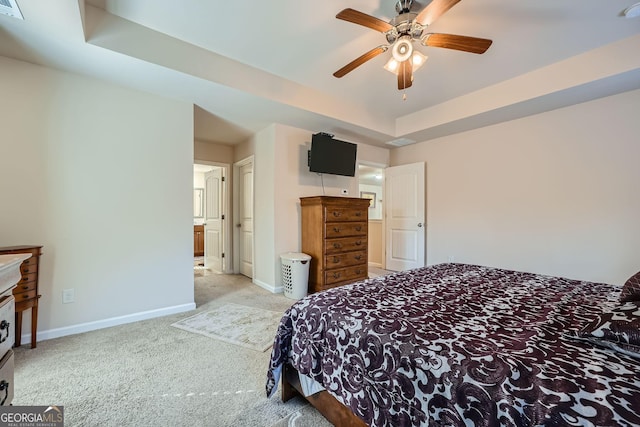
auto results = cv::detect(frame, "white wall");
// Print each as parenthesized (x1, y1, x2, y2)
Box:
(391, 89, 640, 285)
(0, 56, 195, 341)
(253, 126, 277, 290)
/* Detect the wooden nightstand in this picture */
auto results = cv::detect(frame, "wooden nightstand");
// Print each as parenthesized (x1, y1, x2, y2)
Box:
(0, 246, 43, 349)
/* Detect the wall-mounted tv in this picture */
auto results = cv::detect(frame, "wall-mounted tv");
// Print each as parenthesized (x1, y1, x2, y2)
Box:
(308, 133, 357, 177)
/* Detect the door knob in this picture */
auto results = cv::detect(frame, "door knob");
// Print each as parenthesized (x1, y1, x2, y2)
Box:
(236, 223, 242, 228)
(418, 223, 423, 227)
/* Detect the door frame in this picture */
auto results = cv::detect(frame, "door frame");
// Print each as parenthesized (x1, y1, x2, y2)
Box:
(194, 160, 232, 273)
(232, 155, 255, 275)
(357, 160, 388, 270)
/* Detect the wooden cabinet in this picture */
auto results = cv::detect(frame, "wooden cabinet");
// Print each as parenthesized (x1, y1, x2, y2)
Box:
(194, 225, 204, 257)
(0, 246, 42, 349)
(0, 252, 32, 406)
(301, 196, 369, 293)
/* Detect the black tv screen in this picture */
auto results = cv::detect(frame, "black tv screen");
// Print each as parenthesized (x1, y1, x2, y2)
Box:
(308, 133, 357, 177)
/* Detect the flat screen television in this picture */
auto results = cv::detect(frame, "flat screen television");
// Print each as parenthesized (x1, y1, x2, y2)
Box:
(308, 133, 357, 177)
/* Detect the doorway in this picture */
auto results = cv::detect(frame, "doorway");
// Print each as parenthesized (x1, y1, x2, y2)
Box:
(357, 163, 385, 271)
(193, 162, 230, 274)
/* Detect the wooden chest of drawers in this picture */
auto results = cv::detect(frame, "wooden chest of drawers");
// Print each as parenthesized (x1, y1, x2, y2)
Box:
(0, 246, 43, 349)
(301, 196, 369, 293)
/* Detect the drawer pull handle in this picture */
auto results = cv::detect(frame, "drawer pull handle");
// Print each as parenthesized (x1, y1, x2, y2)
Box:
(355, 211, 362, 216)
(0, 320, 9, 344)
(332, 272, 341, 279)
(0, 380, 8, 405)
(355, 226, 362, 232)
(354, 255, 362, 260)
(332, 211, 342, 217)
(356, 269, 363, 275)
(23, 268, 30, 273)
(22, 295, 29, 300)
(22, 285, 29, 290)
(355, 241, 362, 246)
(333, 227, 341, 233)
(333, 257, 340, 263)
(333, 243, 342, 249)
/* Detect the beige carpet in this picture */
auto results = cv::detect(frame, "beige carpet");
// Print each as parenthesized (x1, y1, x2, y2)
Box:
(13, 271, 332, 427)
(171, 303, 283, 352)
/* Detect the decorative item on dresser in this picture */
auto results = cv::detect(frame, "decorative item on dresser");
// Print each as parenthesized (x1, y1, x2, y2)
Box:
(300, 196, 369, 293)
(0, 246, 43, 349)
(0, 252, 32, 406)
(194, 225, 204, 257)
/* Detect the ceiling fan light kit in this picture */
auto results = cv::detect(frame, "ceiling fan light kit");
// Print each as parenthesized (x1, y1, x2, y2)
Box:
(624, 2, 640, 18)
(392, 36, 414, 62)
(333, 0, 493, 93)
(384, 51, 427, 75)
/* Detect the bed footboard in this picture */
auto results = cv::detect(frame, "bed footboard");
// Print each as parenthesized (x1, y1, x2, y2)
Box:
(282, 363, 368, 426)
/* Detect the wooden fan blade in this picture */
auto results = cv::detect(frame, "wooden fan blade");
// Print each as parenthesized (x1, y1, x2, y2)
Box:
(398, 60, 413, 90)
(415, 0, 461, 26)
(336, 8, 394, 33)
(333, 46, 388, 78)
(422, 33, 492, 54)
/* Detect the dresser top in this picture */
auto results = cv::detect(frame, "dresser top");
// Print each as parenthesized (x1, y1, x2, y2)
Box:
(0, 245, 43, 251)
(300, 196, 370, 207)
(0, 253, 32, 295)
(0, 253, 31, 271)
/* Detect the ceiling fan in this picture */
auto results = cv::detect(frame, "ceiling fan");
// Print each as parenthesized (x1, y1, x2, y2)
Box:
(333, 0, 493, 90)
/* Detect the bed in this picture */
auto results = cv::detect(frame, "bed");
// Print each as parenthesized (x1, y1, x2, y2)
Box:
(266, 263, 640, 426)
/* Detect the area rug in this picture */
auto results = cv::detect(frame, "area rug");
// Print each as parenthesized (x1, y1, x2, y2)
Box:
(269, 403, 331, 427)
(171, 303, 284, 352)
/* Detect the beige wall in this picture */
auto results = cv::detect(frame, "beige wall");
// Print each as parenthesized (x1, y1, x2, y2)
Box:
(391, 89, 640, 285)
(368, 220, 383, 266)
(246, 124, 390, 291)
(0, 56, 195, 341)
(194, 139, 233, 164)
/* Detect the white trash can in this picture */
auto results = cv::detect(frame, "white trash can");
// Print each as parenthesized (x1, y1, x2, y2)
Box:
(280, 252, 311, 300)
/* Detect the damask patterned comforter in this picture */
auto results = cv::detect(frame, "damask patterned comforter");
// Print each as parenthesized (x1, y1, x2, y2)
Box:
(265, 263, 640, 426)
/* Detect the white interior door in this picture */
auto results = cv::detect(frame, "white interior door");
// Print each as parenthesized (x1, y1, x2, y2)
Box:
(385, 162, 425, 271)
(204, 168, 224, 273)
(238, 161, 254, 278)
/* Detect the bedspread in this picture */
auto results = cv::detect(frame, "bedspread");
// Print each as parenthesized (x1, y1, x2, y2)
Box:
(266, 263, 640, 426)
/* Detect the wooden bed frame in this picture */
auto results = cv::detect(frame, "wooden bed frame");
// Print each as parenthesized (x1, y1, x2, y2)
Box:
(282, 363, 368, 426)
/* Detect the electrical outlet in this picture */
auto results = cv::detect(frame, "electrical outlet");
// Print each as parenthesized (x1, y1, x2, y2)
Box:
(62, 288, 75, 304)
(341, 189, 348, 195)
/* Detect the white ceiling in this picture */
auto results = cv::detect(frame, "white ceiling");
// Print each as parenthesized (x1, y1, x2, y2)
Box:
(1, 0, 639, 147)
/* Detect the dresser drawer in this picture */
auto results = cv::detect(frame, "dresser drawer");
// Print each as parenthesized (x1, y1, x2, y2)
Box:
(325, 250, 367, 269)
(324, 264, 368, 286)
(13, 281, 36, 294)
(13, 290, 36, 303)
(0, 297, 14, 355)
(324, 207, 367, 222)
(20, 258, 38, 275)
(17, 273, 37, 286)
(325, 222, 367, 238)
(325, 237, 367, 254)
(0, 349, 14, 406)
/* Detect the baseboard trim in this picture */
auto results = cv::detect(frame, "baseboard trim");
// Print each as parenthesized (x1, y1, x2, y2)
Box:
(253, 278, 282, 294)
(22, 302, 196, 344)
(368, 262, 383, 268)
